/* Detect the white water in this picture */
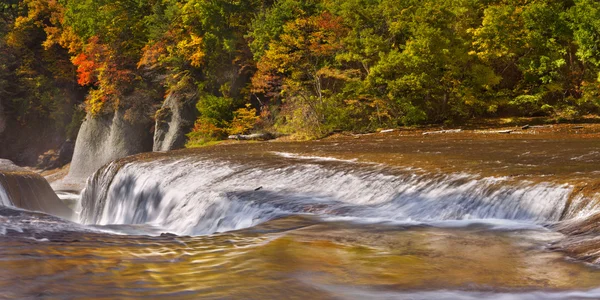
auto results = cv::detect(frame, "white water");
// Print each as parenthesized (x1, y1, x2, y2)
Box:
(0, 179, 11, 207)
(78, 153, 581, 236)
(317, 285, 600, 300)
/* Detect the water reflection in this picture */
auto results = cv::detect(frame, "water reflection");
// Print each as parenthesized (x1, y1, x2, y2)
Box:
(0, 215, 599, 299)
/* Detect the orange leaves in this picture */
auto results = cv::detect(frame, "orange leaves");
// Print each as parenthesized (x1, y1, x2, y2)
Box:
(70, 35, 136, 115)
(251, 11, 348, 98)
(72, 53, 95, 85)
(71, 37, 104, 86)
(308, 12, 346, 56)
(138, 41, 168, 69)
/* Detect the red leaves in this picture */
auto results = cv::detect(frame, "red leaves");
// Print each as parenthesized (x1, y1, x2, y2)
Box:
(251, 11, 348, 98)
(72, 53, 96, 85)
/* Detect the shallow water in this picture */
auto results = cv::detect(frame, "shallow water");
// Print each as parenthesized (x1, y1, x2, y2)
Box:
(2, 212, 600, 299)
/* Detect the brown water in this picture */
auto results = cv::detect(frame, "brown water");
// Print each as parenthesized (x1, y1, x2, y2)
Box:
(2, 214, 600, 299)
(2, 125, 600, 299)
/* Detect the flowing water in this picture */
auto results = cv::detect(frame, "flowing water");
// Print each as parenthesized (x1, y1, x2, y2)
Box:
(2, 130, 600, 299)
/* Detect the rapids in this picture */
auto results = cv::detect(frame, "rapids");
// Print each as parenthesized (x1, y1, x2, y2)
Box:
(80, 153, 576, 235)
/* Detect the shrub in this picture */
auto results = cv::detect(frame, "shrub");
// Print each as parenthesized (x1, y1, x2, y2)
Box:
(228, 104, 259, 135)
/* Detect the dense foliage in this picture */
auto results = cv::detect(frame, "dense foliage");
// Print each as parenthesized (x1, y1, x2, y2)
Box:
(1, 0, 600, 141)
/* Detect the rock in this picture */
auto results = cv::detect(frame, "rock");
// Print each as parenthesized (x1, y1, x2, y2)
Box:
(57, 140, 75, 165)
(160, 232, 178, 238)
(37, 150, 59, 170)
(36, 140, 75, 170)
(65, 109, 153, 181)
(153, 91, 198, 152)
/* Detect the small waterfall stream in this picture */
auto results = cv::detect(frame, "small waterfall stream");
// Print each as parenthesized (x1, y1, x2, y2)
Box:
(78, 152, 590, 236)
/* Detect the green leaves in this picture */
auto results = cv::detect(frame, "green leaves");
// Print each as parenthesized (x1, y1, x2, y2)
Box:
(4, 0, 600, 140)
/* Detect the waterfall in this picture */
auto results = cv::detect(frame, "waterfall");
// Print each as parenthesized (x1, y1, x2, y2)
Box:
(79, 153, 591, 236)
(0, 167, 74, 220)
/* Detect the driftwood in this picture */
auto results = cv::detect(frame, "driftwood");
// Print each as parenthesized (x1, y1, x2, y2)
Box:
(522, 124, 555, 130)
(475, 129, 514, 134)
(496, 130, 514, 134)
(422, 129, 462, 135)
(228, 133, 278, 141)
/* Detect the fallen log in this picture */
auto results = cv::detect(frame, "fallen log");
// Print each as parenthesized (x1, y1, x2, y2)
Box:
(228, 133, 277, 141)
(422, 129, 462, 135)
(475, 129, 514, 134)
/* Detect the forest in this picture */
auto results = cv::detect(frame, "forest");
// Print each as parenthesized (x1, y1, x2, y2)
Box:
(1, 0, 600, 144)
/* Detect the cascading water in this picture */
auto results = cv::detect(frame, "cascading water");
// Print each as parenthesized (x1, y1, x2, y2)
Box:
(78, 152, 585, 236)
(0, 170, 73, 220)
(0, 181, 11, 207)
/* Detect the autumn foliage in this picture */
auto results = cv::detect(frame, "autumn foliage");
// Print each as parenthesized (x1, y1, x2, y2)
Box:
(1, 0, 600, 144)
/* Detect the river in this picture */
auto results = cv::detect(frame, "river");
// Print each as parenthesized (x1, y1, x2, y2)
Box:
(2, 126, 600, 299)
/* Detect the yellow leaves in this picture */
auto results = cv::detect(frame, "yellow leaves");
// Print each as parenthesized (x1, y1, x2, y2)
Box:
(138, 41, 168, 69)
(317, 66, 360, 82)
(176, 34, 205, 67)
(228, 104, 259, 135)
(11, 0, 68, 50)
(86, 89, 108, 116)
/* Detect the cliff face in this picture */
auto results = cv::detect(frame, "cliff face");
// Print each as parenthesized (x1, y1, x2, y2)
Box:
(0, 87, 85, 167)
(153, 92, 197, 152)
(65, 109, 153, 181)
(0, 112, 66, 166)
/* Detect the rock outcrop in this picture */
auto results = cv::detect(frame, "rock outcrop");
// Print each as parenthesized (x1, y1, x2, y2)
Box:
(65, 109, 153, 182)
(0, 159, 73, 220)
(36, 140, 75, 170)
(153, 92, 197, 152)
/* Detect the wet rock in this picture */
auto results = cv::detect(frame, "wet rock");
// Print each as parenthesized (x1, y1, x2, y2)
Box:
(65, 109, 153, 180)
(153, 91, 197, 152)
(160, 232, 178, 238)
